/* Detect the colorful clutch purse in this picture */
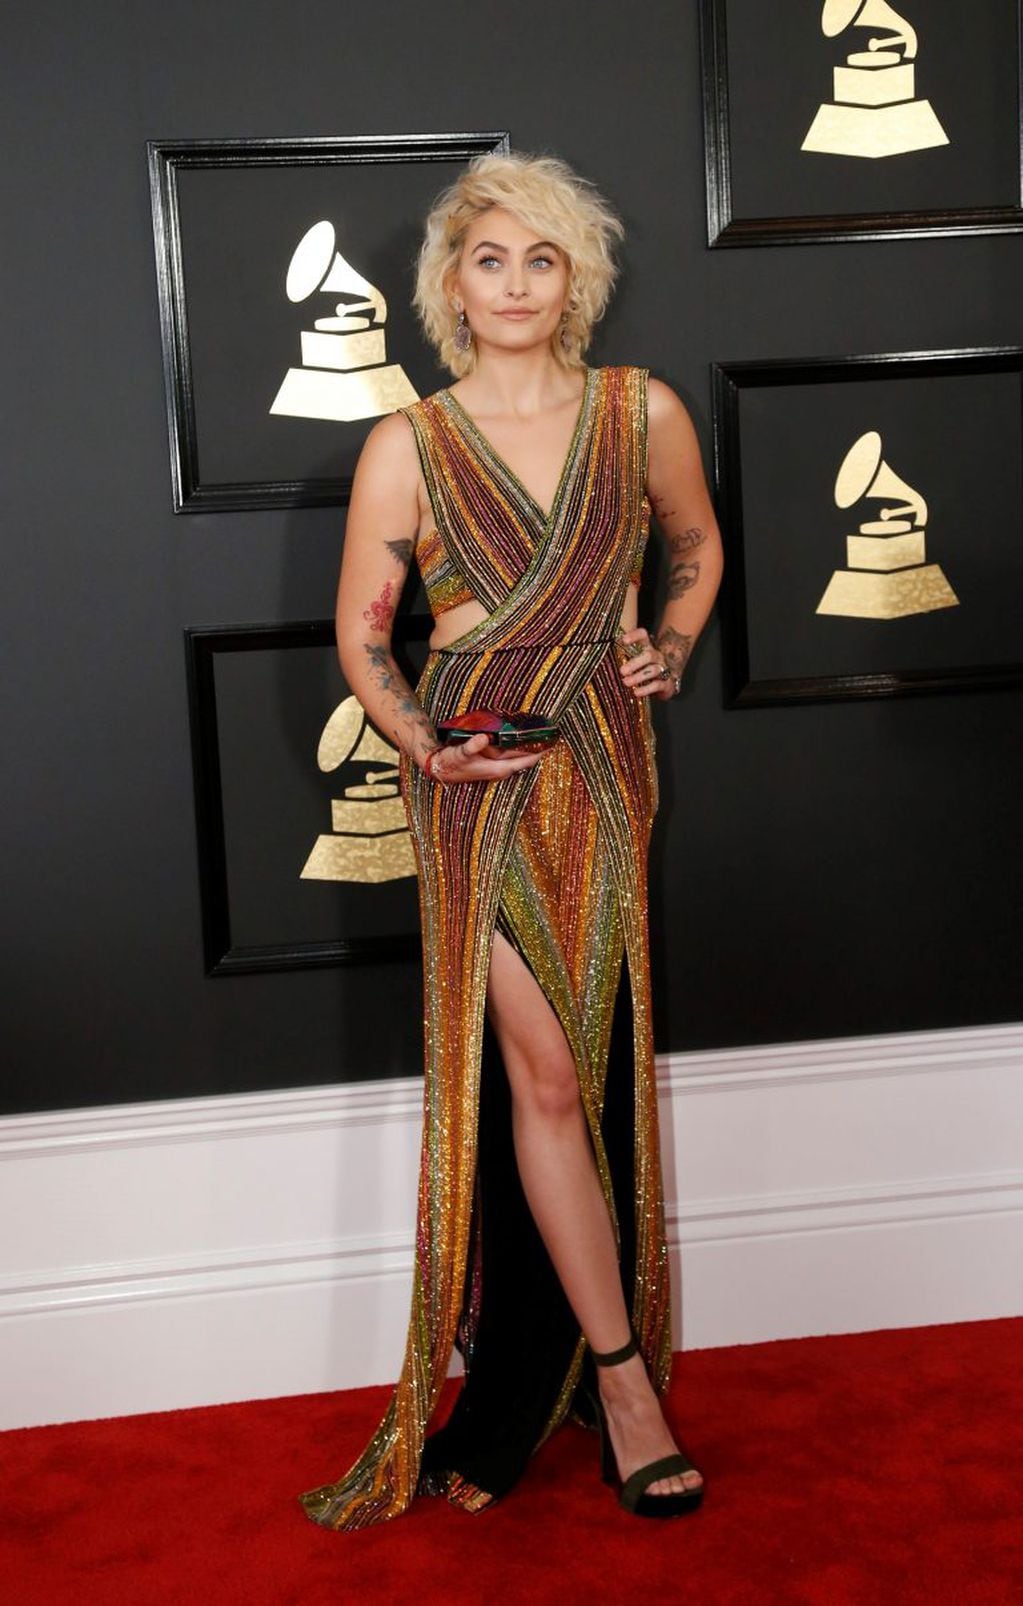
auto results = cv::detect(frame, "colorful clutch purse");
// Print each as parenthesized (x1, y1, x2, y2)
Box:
(435, 709, 560, 750)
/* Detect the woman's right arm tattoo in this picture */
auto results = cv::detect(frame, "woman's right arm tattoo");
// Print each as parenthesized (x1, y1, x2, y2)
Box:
(362, 642, 439, 761)
(384, 537, 414, 568)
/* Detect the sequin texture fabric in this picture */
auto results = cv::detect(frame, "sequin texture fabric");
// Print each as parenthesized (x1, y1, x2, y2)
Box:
(298, 364, 671, 1530)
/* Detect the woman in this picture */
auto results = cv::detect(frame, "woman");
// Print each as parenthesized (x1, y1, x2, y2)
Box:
(299, 150, 723, 1530)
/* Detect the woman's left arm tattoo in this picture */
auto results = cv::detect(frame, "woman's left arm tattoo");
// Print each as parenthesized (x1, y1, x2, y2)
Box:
(667, 560, 701, 599)
(655, 626, 693, 681)
(666, 524, 707, 599)
(670, 525, 707, 555)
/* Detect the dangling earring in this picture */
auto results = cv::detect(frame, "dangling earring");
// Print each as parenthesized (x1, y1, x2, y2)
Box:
(559, 313, 572, 353)
(453, 308, 472, 353)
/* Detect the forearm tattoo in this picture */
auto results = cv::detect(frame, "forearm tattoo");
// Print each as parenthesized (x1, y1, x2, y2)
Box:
(667, 560, 701, 598)
(362, 579, 395, 633)
(655, 626, 693, 683)
(666, 525, 707, 599)
(363, 643, 438, 757)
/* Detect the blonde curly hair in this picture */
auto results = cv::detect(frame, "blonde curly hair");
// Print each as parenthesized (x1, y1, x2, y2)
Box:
(413, 150, 625, 377)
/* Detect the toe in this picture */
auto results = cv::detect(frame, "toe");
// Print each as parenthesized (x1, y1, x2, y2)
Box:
(650, 1475, 687, 1496)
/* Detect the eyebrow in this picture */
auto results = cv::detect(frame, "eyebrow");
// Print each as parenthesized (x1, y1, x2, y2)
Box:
(471, 239, 560, 253)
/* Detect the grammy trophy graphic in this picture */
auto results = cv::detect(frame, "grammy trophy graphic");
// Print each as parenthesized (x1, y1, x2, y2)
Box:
(801, 0, 949, 159)
(302, 695, 416, 884)
(270, 221, 418, 423)
(816, 430, 958, 620)
(277, 223, 419, 883)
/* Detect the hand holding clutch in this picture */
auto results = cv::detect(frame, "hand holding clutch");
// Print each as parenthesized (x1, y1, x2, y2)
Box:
(421, 709, 559, 783)
(436, 709, 560, 753)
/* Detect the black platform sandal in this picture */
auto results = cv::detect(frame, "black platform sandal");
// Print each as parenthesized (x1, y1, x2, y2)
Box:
(582, 1330, 704, 1518)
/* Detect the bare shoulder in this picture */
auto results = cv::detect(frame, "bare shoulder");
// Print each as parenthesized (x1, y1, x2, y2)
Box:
(354, 408, 422, 489)
(646, 375, 693, 430)
(645, 375, 701, 461)
(361, 410, 418, 458)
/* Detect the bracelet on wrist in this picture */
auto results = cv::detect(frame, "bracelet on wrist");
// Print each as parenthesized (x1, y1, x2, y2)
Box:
(422, 746, 446, 784)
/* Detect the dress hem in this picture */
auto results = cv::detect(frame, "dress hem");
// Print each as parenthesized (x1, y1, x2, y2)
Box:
(417, 1467, 498, 1514)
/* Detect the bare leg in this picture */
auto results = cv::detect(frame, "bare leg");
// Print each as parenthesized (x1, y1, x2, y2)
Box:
(486, 928, 702, 1497)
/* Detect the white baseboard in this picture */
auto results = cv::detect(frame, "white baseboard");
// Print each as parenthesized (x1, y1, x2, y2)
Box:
(1, 1022, 1021, 1430)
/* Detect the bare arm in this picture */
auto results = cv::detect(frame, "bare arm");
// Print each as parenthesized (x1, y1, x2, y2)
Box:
(334, 413, 441, 768)
(335, 413, 544, 782)
(618, 376, 725, 698)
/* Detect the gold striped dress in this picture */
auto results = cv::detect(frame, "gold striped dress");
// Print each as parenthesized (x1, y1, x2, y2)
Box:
(299, 363, 672, 1530)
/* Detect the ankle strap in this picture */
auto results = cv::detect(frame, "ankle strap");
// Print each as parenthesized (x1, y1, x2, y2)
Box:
(590, 1330, 639, 1367)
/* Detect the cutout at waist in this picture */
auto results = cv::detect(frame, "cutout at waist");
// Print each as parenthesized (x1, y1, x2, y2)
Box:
(428, 587, 639, 653)
(431, 635, 623, 658)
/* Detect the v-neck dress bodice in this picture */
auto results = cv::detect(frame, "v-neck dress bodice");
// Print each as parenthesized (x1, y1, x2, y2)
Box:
(299, 362, 670, 1532)
(406, 367, 650, 624)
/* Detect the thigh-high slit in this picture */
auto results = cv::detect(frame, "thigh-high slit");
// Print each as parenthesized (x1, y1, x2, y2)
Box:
(417, 845, 641, 1506)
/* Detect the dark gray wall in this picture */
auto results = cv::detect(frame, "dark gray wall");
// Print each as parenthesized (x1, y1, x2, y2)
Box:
(3, 1, 1021, 1115)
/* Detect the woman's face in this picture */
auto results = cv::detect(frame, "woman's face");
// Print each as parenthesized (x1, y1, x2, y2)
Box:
(451, 206, 570, 357)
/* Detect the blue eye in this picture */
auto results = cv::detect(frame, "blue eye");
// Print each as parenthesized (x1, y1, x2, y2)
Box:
(475, 253, 554, 269)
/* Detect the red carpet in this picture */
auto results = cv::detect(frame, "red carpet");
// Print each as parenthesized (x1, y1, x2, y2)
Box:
(3, 1317, 1021, 1605)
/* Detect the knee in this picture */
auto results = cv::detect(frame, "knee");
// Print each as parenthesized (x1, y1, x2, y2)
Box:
(510, 1045, 581, 1121)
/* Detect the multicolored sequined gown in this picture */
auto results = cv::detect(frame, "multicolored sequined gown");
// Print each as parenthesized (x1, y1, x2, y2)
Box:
(299, 363, 672, 1530)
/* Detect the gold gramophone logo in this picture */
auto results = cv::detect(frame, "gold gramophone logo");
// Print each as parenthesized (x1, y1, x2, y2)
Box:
(301, 695, 416, 884)
(801, 0, 949, 158)
(816, 430, 959, 620)
(270, 221, 418, 422)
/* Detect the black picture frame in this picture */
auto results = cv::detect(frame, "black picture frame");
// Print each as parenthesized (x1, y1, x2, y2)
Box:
(711, 346, 1023, 706)
(184, 614, 433, 975)
(148, 132, 508, 512)
(700, 0, 1023, 246)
